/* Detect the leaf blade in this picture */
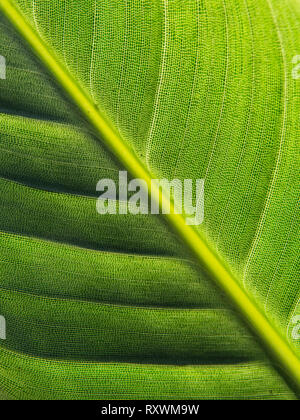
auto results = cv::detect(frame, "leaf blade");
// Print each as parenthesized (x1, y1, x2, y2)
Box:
(1, 0, 299, 397)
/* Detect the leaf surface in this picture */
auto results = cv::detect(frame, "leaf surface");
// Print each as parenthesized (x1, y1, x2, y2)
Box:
(0, 0, 299, 399)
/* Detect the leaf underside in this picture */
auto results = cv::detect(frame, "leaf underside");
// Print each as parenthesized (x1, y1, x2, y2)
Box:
(0, 0, 299, 400)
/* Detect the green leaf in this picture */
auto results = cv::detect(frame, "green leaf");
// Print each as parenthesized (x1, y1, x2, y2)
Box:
(0, 0, 299, 400)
